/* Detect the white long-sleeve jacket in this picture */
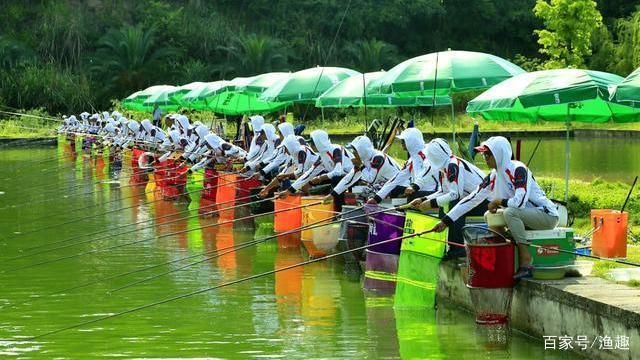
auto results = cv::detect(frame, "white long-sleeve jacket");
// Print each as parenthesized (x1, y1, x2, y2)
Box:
(375, 128, 437, 201)
(444, 136, 558, 225)
(424, 138, 486, 208)
(332, 136, 401, 196)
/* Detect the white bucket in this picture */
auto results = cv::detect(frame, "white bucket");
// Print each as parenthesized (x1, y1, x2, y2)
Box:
(484, 209, 506, 227)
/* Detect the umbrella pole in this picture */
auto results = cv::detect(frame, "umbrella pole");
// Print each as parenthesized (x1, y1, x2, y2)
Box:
(451, 98, 456, 145)
(564, 108, 571, 202)
(321, 107, 325, 125)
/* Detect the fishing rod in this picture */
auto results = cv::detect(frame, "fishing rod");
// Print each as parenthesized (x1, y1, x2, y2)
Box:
(4, 171, 245, 241)
(7, 191, 267, 261)
(1, 152, 222, 213)
(13, 228, 429, 342)
(16, 169, 243, 233)
(1, 199, 320, 273)
(526, 139, 542, 167)
(4, 200, 358, 309)
(5, 161, 189, 212)
(0, 166, 190, 217)
(108, 204, 423, 293)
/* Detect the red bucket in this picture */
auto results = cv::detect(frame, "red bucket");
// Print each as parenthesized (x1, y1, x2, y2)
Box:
(237, 177, 262, 200)
(202, 168, 218, 202)
(466, 242, 515, 288)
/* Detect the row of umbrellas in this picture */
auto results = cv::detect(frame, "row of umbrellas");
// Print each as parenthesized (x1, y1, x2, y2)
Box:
(122, 50, 530, 114)
(122, 51, 640, 201)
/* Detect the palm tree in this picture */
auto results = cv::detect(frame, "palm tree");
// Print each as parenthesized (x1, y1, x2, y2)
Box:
(219, 34, 289, 75)
(91, 26, 177, 97)
(0, 36, 35, 69)
(344, 39, 398, 72)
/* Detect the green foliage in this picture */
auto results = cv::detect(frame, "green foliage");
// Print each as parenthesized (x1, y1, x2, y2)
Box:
(91, 25, 179, 99)
(511, 54, 544, 72)
(218, 34, 289, 76)
(343, 39, 399, 73)
(611, 10, 640, 75)
(534, 0, 603, 69)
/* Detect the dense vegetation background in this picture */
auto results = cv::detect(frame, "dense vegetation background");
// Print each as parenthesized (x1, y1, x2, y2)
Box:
(1, 0, 640, 115)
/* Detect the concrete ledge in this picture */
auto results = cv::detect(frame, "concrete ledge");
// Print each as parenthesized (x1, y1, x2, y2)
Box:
(0, 137, 57, 146)
(437, 261, 640, 359)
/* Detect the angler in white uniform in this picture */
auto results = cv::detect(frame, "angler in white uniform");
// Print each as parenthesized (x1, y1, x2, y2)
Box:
(242, 123, 277, 174)
(410, 138, 487, 259)
(245, 115, 265, 163)
(329, 135, 401, 201)
(431, 136, 559, 279)
(368, 127, 438, 204)
(286, 130, 353, 209)
(256, 122, 295, 180)
(260, 134, 319, 198)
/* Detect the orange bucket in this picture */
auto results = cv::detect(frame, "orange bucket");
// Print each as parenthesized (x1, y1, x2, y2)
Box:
(274, 194, 302, 232)
(216, 173, 238, 221)
(591, 209, 628, 258)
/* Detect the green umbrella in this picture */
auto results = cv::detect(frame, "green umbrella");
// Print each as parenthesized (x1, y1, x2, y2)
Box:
(181, 81, 232, 110)
(122, 85, 175, 111)
(260, 66, 360, 103)
(241, 72, 291, 94)
(372, 50, 526, 96)
(467, 68, 640, 200)
(613, 67, 640, 108)
(142, 82, 206, 111)
(207, 91, 290, 116)
(316, 71, 451, 108)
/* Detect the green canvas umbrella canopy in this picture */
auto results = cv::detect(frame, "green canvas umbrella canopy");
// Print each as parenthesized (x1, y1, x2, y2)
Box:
(316, 71, 452, 108)
(241, 72, 291, 94)
(122, 85, 175, 111)
(207, 91, 290, 116)
(613, 67, 640, 108)
(260, 66, 360, 103)
(466, 69, 638, 123)
(181, 81, 232, 110)
(467, 68, 640, 200)
(372, 50, 526, 96)
(142, 82, 206, 111)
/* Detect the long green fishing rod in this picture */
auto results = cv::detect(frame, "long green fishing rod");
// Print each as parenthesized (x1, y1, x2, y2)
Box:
(7, 161, 191, 222)
(14, 172, 245, 247)
(3, 199, 353, 309)
(7, 171, 247, 238)
(17, 229, 427, 342)
(108, 203, 366, 293)
(7, 191, 263, 261)
(0, 167, 187, 216)
(1, 199, 320, 273)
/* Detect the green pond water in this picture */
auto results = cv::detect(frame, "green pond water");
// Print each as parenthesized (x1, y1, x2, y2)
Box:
(0, 142, 608, 358)
(341, 135, 640, 184)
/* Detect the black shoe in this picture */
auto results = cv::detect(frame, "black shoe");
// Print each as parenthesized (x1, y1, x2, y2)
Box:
(513, 266, 534, 281)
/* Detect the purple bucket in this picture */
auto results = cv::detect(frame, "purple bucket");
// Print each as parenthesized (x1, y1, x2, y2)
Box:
(366, 207, 405, 255)
(364, 249, 399, 294)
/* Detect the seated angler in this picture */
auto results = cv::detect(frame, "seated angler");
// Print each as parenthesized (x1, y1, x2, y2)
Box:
(367, 127, 438, 205)
(409, 138, 487, 260)
(283, 130, 353, 210)
(241, 123, 278, 176)
(260, 134, 319, 198)
(430, 136, 559, 279)
(326, 135, 401, 203)
(253, 122, 296, 182)
(245, 115, 266, 163)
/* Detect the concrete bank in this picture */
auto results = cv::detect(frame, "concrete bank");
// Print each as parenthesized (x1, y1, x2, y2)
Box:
(437, 261, 639, 360)
(0, 137, 57, 146)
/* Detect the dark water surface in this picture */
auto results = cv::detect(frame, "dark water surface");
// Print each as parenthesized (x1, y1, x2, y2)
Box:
(0, 145, 582, 359)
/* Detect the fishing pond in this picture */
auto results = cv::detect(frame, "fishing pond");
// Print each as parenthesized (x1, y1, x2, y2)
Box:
(0, 139, 625, 358)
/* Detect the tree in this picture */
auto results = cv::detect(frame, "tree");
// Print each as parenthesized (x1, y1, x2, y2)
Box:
(612, 10, 640, 75)
(91, 26, 178, 98)
(534, 0, 603, 69)
(344, 39, 398, 72)
(219, 34, 289, 76)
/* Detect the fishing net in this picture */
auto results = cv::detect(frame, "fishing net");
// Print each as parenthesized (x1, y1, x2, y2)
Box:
(395, 211, 446, 309)
(463, 225, 514, 325)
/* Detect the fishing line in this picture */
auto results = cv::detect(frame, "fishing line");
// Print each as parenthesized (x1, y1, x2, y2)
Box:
(17, 229, 430, 342)
(1, 200, 321, 273)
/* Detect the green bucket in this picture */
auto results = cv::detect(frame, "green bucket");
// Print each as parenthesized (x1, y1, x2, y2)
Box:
(395, 211, 447, 308)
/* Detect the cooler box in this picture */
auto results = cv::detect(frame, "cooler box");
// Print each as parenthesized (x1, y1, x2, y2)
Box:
(526, 228, 576, 280)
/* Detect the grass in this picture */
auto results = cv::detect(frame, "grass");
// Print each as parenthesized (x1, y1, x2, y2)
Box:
(0, 108, 58, 138)
(590, 245, 640, 287)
